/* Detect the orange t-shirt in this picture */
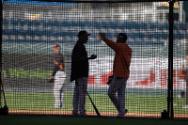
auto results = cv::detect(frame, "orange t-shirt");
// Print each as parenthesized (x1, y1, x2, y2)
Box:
(104, 40, 132, 79)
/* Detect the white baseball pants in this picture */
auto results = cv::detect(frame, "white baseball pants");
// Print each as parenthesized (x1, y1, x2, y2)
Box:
(54, 71, 66, 108)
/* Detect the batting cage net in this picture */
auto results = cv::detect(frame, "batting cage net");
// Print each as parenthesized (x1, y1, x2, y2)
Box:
(1, 0, 188, 118)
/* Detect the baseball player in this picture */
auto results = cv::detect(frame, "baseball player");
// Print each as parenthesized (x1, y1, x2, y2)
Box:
(71, 31, 97, 116)
(49, 44, 66, 108)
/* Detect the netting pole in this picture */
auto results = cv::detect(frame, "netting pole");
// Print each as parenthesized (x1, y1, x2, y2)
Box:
(0, 0, 9, 115)
(168, 0, 175, 119)
(0, 0, 3, 108)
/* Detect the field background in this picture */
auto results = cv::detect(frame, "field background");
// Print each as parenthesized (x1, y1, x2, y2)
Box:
(2, 0, 188, 118)
(5, 92, 188, 115)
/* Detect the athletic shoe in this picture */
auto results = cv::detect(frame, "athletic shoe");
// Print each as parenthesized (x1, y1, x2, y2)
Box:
(125, 109, 128, 114)
(72, 111, 79, 116)
(116, 115, 125, 119)
(117, 109, 128, 118)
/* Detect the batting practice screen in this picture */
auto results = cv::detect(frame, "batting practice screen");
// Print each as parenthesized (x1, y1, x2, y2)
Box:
(1, 0, 188, 118)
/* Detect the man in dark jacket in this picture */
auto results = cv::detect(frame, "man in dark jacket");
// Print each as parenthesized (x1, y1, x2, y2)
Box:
(71, 31, 97, 116)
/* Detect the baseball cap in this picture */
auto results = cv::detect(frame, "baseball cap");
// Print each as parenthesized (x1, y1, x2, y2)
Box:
(52, 43, 61, 48)
(78, 30, 90, 37)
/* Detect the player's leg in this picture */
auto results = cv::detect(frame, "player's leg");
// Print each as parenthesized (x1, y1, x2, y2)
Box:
(73, 80, 80, 115)
(117, 79, 126, 117)
(60, 91, 64, 108)
(59, 71, 66, 108)
(78, 77, 88, 115)
(54, 71, 61, 108)
(108, 77, 119, 111)
(185, 78, 188, 108)
(183, 69, 188, 108)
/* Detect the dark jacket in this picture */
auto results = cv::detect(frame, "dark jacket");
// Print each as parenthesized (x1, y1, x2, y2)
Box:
(70, 42, 89, 81)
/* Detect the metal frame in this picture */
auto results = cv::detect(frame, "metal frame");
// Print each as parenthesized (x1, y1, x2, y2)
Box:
(1, 0, 185, 119)
(168, 0, 174, 119)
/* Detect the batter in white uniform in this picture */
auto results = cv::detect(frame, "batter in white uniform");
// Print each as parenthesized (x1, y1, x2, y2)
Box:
(50, 44, 66, 108)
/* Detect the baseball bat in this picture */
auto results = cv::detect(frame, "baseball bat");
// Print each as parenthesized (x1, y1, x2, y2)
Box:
(86, 91, 101, 117)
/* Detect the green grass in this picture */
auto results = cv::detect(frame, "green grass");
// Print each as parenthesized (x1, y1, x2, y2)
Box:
(4, 92, 188, 115)
(2, 68, 188, 115)
(3, 68, 51, 79)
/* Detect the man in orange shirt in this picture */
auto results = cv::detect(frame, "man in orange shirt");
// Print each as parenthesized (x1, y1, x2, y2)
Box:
(98, 33, 132, 118)
(183, 56, 188, 108)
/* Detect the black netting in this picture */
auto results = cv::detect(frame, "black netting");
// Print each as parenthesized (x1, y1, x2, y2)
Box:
(1, 0, 188, 118)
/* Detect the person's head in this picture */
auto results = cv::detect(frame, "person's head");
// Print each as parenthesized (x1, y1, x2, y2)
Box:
(52, 44, 61, 54)
(77, 30, 90, 44)
(116, 33, 127, 43)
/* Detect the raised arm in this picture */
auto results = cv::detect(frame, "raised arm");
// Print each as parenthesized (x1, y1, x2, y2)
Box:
(97, 33, 118, 51)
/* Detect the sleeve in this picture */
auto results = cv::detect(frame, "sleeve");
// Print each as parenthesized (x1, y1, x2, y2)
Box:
(60, 54, 64, 64)
(103, 39, 118, 51)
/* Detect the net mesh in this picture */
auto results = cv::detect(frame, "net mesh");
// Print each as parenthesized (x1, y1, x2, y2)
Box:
(1, 0, 188, 118)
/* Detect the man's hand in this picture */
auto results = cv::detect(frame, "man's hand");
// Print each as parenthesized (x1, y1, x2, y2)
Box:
(53, 60, 59, 65)
(48, 76, 54, 83)
(97, 33, 106, 41)
(89, 54, 97, 60)
(59, 63, 64, 70)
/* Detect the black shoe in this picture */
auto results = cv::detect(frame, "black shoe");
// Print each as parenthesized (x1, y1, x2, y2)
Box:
(125, 109, 128, 114)
(79, 112, 86, 117)
(117, 109, 128, 119)
(72, 111, 79, 116)
(116, 115, 125, 119)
